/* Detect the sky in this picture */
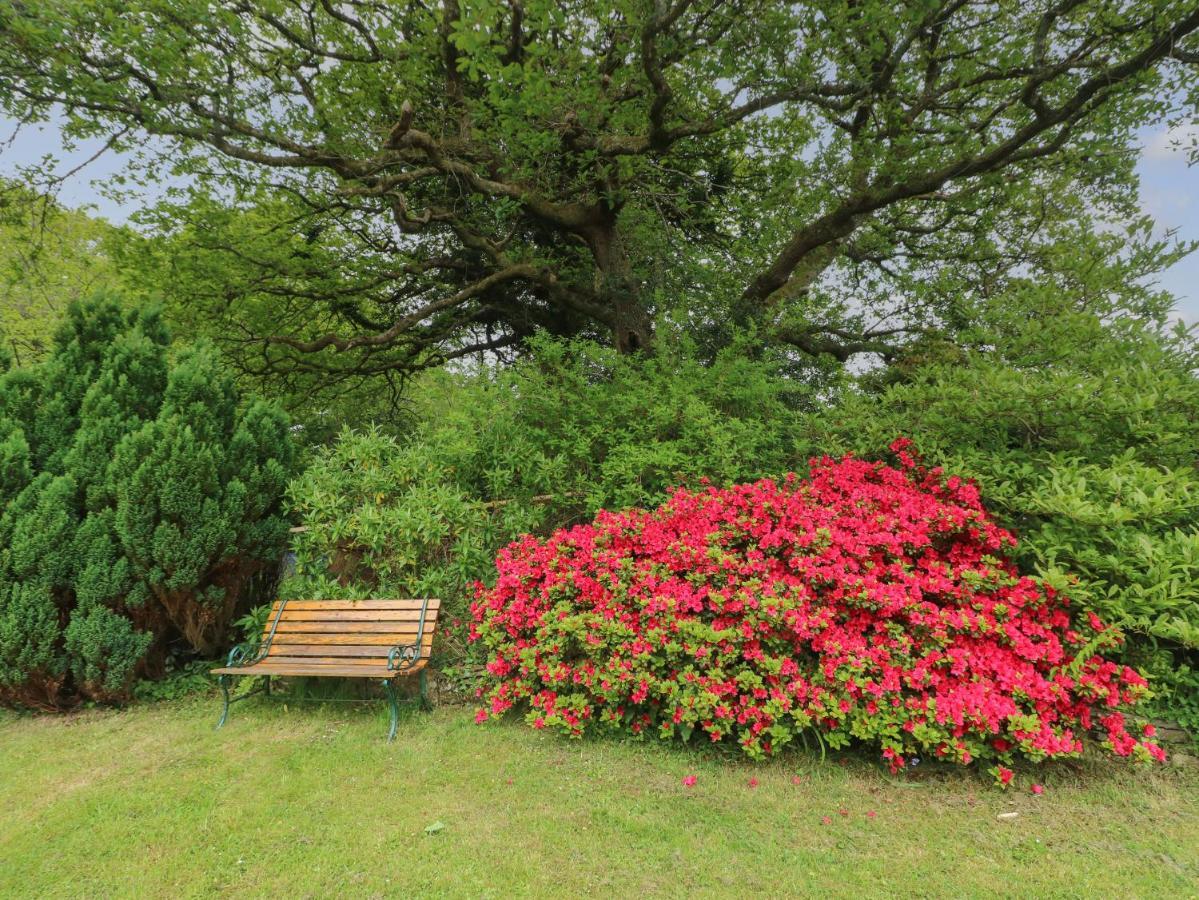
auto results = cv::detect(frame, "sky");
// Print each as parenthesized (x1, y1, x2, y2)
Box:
(1137, 123, 1199, 322)
(2, 114, 1198, 325)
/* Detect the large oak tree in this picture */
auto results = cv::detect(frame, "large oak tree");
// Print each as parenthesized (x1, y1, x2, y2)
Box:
(1, 0, 1196, 380)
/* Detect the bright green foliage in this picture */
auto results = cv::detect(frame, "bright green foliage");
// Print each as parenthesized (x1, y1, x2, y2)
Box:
(286, 336, 802, 624)
(1016, 459, 1198, 648)
(285, 426, 493, 622)
(0, 295, 295, 708)
(805, 309, 1199, 716)
(414, 336, 806, 513)
(0, 475, 76, 707)
(0, 180, 127, 367)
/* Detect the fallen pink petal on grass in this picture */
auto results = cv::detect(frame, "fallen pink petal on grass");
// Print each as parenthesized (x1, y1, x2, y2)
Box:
(791, 776, 803, 785)
(682, 775, 697, 788)
(1030, 784, 1044, 795)
(748, 777, 759, 788)
(821, 816, 832, 825)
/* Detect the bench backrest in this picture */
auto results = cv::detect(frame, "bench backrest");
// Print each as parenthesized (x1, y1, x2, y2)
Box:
(260, 599, 440, 670)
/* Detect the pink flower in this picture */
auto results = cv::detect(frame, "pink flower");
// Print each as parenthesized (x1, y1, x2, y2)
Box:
(997, 766, 1014, 786)
(747, 777, 759, 788)
(682, 775, 697, 788)
(1030, 784, 1044, 795)
(1143, 723, 1156, 738)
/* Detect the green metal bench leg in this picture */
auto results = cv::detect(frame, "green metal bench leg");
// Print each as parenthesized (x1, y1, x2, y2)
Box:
(383, 679, 399, 742)
(264, 675, 271, 697)
(419, 669, 431, 711)
(217, 674, 231, 730)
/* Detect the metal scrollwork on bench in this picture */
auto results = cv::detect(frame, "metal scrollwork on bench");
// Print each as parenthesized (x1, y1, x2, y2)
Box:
(386, 597, 430, 672)
(386, 642, 422, 672)
(216, 600, 289, 728)
(227, 599, 289, 669)
(225, 642, 266, 669)
(381, 598, 431, 739)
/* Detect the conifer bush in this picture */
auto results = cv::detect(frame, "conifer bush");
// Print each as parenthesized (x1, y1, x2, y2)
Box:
(471, 443, 1164, 777)
(0, 295, 295, 708)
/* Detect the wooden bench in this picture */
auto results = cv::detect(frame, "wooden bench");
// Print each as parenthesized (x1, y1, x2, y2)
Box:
(212, 598, 439, 740)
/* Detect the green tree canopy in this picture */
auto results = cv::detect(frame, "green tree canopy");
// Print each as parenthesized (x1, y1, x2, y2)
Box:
(1, 0, 1196, 387)
(0, 180, 125, 366)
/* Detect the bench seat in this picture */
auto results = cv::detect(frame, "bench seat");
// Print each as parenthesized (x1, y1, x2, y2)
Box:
(211, 661, 424, 677)
(212, 598, 439, 740)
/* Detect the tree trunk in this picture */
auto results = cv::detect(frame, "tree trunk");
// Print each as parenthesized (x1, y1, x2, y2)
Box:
(151, 555, 265, 657)
(587, 221, 653, 354)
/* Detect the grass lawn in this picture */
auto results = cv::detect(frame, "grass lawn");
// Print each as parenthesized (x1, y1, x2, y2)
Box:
(1, 693, 1197, 898)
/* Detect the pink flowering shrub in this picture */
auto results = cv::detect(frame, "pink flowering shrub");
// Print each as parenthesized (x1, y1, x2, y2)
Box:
(470, 441, 1165, 772)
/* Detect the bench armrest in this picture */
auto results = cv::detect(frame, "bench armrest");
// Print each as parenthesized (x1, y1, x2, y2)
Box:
(225, 642, 268, 668)
(387, 642, 423, 672)
(387, 598, 431, 672)
(224, 599, 290, 669)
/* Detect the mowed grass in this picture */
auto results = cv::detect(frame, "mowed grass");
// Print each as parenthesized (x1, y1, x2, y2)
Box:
(1, 694, 1197, 898)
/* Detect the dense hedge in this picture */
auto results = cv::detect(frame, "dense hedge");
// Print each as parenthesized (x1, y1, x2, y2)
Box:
(0, 296, 295, 708)
(283, 336, 802, 625)
(471, 445, 1164, 778)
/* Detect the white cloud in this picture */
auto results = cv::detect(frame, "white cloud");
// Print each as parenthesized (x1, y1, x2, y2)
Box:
(1141, 122, 1199, 161)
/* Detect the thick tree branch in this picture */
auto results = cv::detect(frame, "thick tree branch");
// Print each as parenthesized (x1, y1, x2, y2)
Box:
(744, 5, 1199, 305)
(266, 263, 538, 353)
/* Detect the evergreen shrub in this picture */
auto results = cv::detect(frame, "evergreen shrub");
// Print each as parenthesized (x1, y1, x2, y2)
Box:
(0, 296, 295, 708)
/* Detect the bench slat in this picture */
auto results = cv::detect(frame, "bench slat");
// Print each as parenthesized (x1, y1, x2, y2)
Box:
(265, 610, 440, 624)
(270, 646, 429, 660)
(262, 656, 383, 665)
(265, 645, 415, 658)
(270, 633, 432, 646)
(255, 656, 414, 668)
(269, 621, 435, 635)
(270, 599, 440, 611)
(212, 662, 425, 677)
